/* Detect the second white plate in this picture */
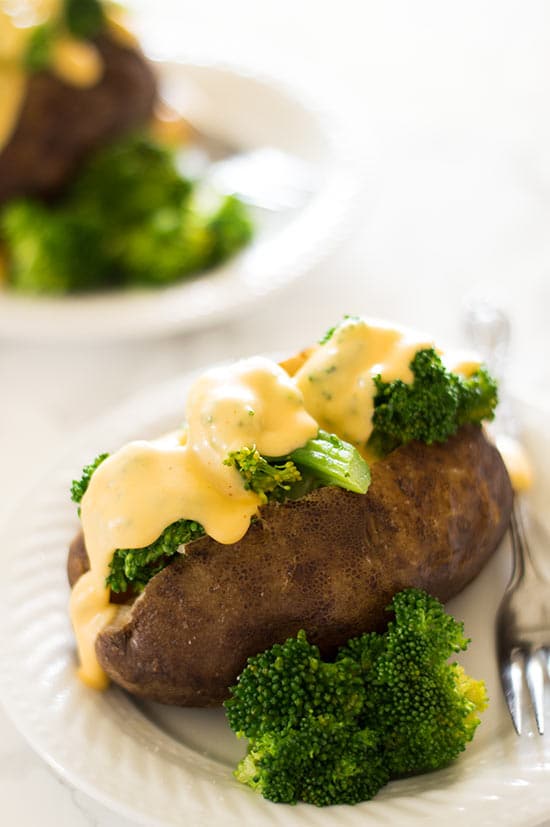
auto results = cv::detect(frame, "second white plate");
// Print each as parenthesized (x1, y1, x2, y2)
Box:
(0, 57, 363, 342)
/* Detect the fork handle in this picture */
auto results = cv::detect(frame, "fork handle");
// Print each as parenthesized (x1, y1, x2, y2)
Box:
(509, 501, 543, 584)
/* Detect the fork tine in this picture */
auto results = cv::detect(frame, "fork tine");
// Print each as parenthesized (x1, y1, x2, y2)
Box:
(525, 649, 545, 735)
(499, 652, 524, 735)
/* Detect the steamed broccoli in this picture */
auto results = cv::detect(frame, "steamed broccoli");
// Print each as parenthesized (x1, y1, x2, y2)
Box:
(106, 518, 205, 594)
(70, 453, 109, 508)
(339, 589, 488, 776)
(225, 630, 366, 738)
(235, 718, 388, 806)
(225, 448, 303, 505)
(225, 589, 487, 807)
(1, 201, 110, 293)
(290, 430, 371, 494)
(368, 348, 498, 456)
(226, 431, 371, 504)
(1, 136, 253, 294)
(24, 24, 55, 72)
(63, 0, 105, 39)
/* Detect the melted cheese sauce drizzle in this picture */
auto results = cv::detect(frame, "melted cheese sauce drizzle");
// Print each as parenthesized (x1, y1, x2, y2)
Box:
(70, 356, 318, 688)
(0, 1, 135, 151)
(294, 317, 434, 449)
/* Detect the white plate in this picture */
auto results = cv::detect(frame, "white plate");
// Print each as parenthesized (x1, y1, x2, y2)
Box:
(0, 58, 363, 342)
(0, 372, 549, 827)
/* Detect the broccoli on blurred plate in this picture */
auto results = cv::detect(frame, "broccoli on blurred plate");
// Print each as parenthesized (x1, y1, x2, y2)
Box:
(0, 135, 253, 294)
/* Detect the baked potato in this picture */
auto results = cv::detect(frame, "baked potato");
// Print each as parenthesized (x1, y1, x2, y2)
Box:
(68, 423, 513, 706)
(0, 34, 156, 205)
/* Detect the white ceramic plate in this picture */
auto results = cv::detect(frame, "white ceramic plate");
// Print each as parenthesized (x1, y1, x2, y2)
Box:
(0, 58, 363, 342)
(0, 373, 549, 827)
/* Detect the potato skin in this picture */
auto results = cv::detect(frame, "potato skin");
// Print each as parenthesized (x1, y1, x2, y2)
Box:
(68, 425, 513, 706)
(0, 35, 156, 204)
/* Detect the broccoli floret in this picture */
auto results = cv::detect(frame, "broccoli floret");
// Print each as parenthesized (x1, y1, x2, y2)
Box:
(225, 630, 365, 738)
(106, 518, 205, 594)
(226, 432, 371, 505)
(225, 447, 302, 505)
(113, 208, 213, 286)
(203, 195, 254, 268)
(73, 136, 193, 228)
(235, 718, 388, 806)
(339, 589, 488, 776)
(24, 24, 55, 72)
(368, 348, 498, 456)
(70, 453, 109, 507)
(63, 0, 105, 39)
(226, 589, 487, 806)
(1, 136, 253, 293)
(1, 201, 110, 293)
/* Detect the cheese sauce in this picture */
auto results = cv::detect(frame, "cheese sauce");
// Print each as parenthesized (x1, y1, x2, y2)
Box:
(70, 356, 318, 688)
(294, 317, 433, 449)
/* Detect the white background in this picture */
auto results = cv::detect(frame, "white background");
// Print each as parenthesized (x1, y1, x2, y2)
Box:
(1, 1, 550, 824)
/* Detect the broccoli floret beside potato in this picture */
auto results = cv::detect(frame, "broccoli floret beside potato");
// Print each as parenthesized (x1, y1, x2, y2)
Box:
(225, 589, 488, 807)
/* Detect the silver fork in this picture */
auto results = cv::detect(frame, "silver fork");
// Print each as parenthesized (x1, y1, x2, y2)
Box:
(496, 502, 550, 735)
(463, 296, 550, 735)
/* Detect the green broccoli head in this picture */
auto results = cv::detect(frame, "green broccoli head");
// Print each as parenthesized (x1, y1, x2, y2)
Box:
(106, 518, 205, 594)
(63, 0, 106, 39)
(224, 447, 302, 505)
(1, 201, 111, 293)
(368, 348, 498, 456)
(340, 589, 487, 776)
(227, 589, 487, 806)
(225, 630, 366, 738)
(235, 717, 388, 806)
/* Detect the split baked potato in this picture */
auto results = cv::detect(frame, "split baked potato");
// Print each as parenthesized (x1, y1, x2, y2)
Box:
(68, 423, 513, 706)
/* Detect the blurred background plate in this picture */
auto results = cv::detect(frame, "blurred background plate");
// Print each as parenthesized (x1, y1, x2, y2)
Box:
(0, 57, 364, 342)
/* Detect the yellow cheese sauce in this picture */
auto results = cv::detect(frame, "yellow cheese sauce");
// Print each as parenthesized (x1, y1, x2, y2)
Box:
(50, 35, 102, 87)
(70, 356, 318, 688)
(494, 433, 534, 492)
(294, 317, 433, 449)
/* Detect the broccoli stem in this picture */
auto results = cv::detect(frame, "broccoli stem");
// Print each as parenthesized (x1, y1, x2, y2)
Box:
(289, 430, 371, 494)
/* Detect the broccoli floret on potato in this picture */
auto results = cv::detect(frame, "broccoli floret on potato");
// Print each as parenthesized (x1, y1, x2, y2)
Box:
(106, 518, 205, 594)
(226, 430, 371, 504)
(225, 589, 487, 807)
(368, 348, 498, 456)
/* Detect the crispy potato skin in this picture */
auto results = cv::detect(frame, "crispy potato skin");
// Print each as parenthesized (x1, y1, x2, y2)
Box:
(68, 425, 513, 706)
(0, 35, 156, 204)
